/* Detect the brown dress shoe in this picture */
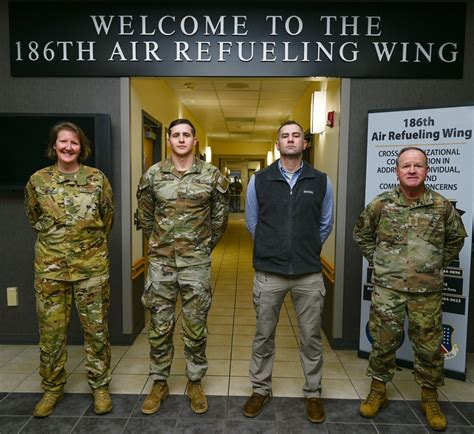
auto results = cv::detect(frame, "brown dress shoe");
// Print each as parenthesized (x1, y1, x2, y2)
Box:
(243, 392, 270, 418)
(187, 380, 208, 414)
(305, 397, 325, 423)
(142, 380, 169, 415)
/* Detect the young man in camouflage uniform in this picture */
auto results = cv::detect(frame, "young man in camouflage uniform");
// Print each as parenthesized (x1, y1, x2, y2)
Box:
(25, 122, 114, 417)
(353, 147, 466, 431)
(137, 118, 229, 415)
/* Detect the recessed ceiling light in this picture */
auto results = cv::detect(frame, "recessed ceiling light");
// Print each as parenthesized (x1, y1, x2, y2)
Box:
(225, 82, 250, 89)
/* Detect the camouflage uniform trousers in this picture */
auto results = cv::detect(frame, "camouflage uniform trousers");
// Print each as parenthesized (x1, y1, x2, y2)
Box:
(142, 263, 212, 382)
(367, 284, 444, 388)
(35, 275, 111, 392)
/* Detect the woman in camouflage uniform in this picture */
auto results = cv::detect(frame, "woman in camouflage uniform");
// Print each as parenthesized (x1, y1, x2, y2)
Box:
(24, 122, 114, 417)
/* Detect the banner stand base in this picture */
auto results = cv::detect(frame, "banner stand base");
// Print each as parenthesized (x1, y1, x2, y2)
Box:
(357, 350, 466, 381)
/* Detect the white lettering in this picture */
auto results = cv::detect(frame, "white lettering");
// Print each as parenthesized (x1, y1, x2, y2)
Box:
(158, 15, 175, 36)
(320, 16, 337, 36)
(262, 42, 276, 62)
(108, 42, 126, 61)
(283, 42, 298, 61)
(315, 42, 334, 61)
(180, 15, 199, 36)
(144, 41, 162, 61)
(233, 16, 248, 36)
(140, 15, 156, 36)
(400, 42, 409, 62)
(366, 16, 381, 36)
(90, 15, 114, 35)
(372, 42, 397, 61)
(196, 41, 212, 61)
(341, 16, 359, 36)
(301, 41, 309, 62)
(237, 41, 254, 62)
(130, 41, 138, 61)
(175, 41, 192, 61)
(204, 15, 225, 35)
(56, 41, 73, 61)
(266, 15, 283, 35)
(118, 15, 134, 35)
(77, 41, 95, 61)
(339, 42, 358, 62)
(285, 16, 303, 36)
(414, 42, 433, 63)
(439, 42, 458, 63)
(218, 41, 232, 61)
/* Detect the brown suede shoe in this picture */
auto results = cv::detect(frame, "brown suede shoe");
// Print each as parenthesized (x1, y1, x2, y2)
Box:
(243, 392, 270, 418)
(305, 397, 325, 423)
(186, 380, 208, 414)
(141, 380, 169, 415)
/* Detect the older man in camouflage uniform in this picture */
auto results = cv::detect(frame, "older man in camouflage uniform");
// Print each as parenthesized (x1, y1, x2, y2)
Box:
(25, 122, 114, 417)
(137, 118, 229, 415)
(353, 147, 466, 431)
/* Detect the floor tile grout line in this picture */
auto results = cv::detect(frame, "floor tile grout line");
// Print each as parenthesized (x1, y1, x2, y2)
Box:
(211, 216, 236, 395)
(228, 216, 247, 395)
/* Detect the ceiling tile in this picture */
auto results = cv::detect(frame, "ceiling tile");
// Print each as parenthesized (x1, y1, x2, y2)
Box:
(160, 77, 321, 149)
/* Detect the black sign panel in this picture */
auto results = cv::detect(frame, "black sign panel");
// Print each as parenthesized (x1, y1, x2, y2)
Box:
(363, 284, 373, 302)
(9, 2, 466, 77)
(442, 295, 466, 315)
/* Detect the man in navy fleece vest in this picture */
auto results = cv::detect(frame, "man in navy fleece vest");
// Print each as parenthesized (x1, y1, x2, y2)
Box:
(244, 120, 334, 424)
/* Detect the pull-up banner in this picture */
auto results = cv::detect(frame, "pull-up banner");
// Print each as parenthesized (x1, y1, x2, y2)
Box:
(359, 105, 473, 380)
(9, 2, 466, 77)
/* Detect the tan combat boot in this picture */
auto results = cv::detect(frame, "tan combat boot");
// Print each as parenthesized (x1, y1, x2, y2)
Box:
(186, 380, 208, 414)
(93, 387, 113, 415)
(142, 380, 169, 415)
(359, 378, 387, 418)
(33, 390, 64, 417)
(421, 387, 447, 431)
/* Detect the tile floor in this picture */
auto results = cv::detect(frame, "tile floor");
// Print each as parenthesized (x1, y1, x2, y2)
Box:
(1, 214, 473, 432)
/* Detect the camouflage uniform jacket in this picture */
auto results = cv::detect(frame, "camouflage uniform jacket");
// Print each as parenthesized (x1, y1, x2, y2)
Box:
(353, 186, 466, 293)
(25, 164, 114, 281)
(137, 157, 229, 268)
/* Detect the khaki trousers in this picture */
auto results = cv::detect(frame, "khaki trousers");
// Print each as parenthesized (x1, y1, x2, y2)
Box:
(250, 271, 325, 397)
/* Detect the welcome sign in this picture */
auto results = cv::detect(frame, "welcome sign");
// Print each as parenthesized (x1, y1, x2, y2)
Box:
(9, 2, 466, 77)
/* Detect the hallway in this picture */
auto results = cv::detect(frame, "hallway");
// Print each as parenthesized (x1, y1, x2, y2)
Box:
(0, 215, 473, 432)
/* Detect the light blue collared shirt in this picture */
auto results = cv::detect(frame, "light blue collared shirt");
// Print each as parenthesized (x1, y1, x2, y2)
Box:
(245, 160, 334, 243)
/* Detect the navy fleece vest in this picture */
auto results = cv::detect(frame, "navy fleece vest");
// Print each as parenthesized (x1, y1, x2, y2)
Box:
(253, 161, 327, 275)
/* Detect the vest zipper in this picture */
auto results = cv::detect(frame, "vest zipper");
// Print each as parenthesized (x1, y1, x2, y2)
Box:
(289, 188, 293, 274)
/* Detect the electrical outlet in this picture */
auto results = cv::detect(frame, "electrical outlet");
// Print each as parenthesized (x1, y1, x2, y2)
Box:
(7, 287, 18, 306)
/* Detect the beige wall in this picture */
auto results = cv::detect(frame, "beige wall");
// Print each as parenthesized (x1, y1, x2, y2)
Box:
(290, 79, 341, 266)
(130, 78, 206, 262)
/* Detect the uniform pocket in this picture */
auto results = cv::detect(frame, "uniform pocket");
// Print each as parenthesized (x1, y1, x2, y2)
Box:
(418, 213, 444, 245)
(377, 208, 406, 244)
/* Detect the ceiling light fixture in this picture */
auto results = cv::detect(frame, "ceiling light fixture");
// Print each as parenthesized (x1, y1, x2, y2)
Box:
(310, 90, 327, 134)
